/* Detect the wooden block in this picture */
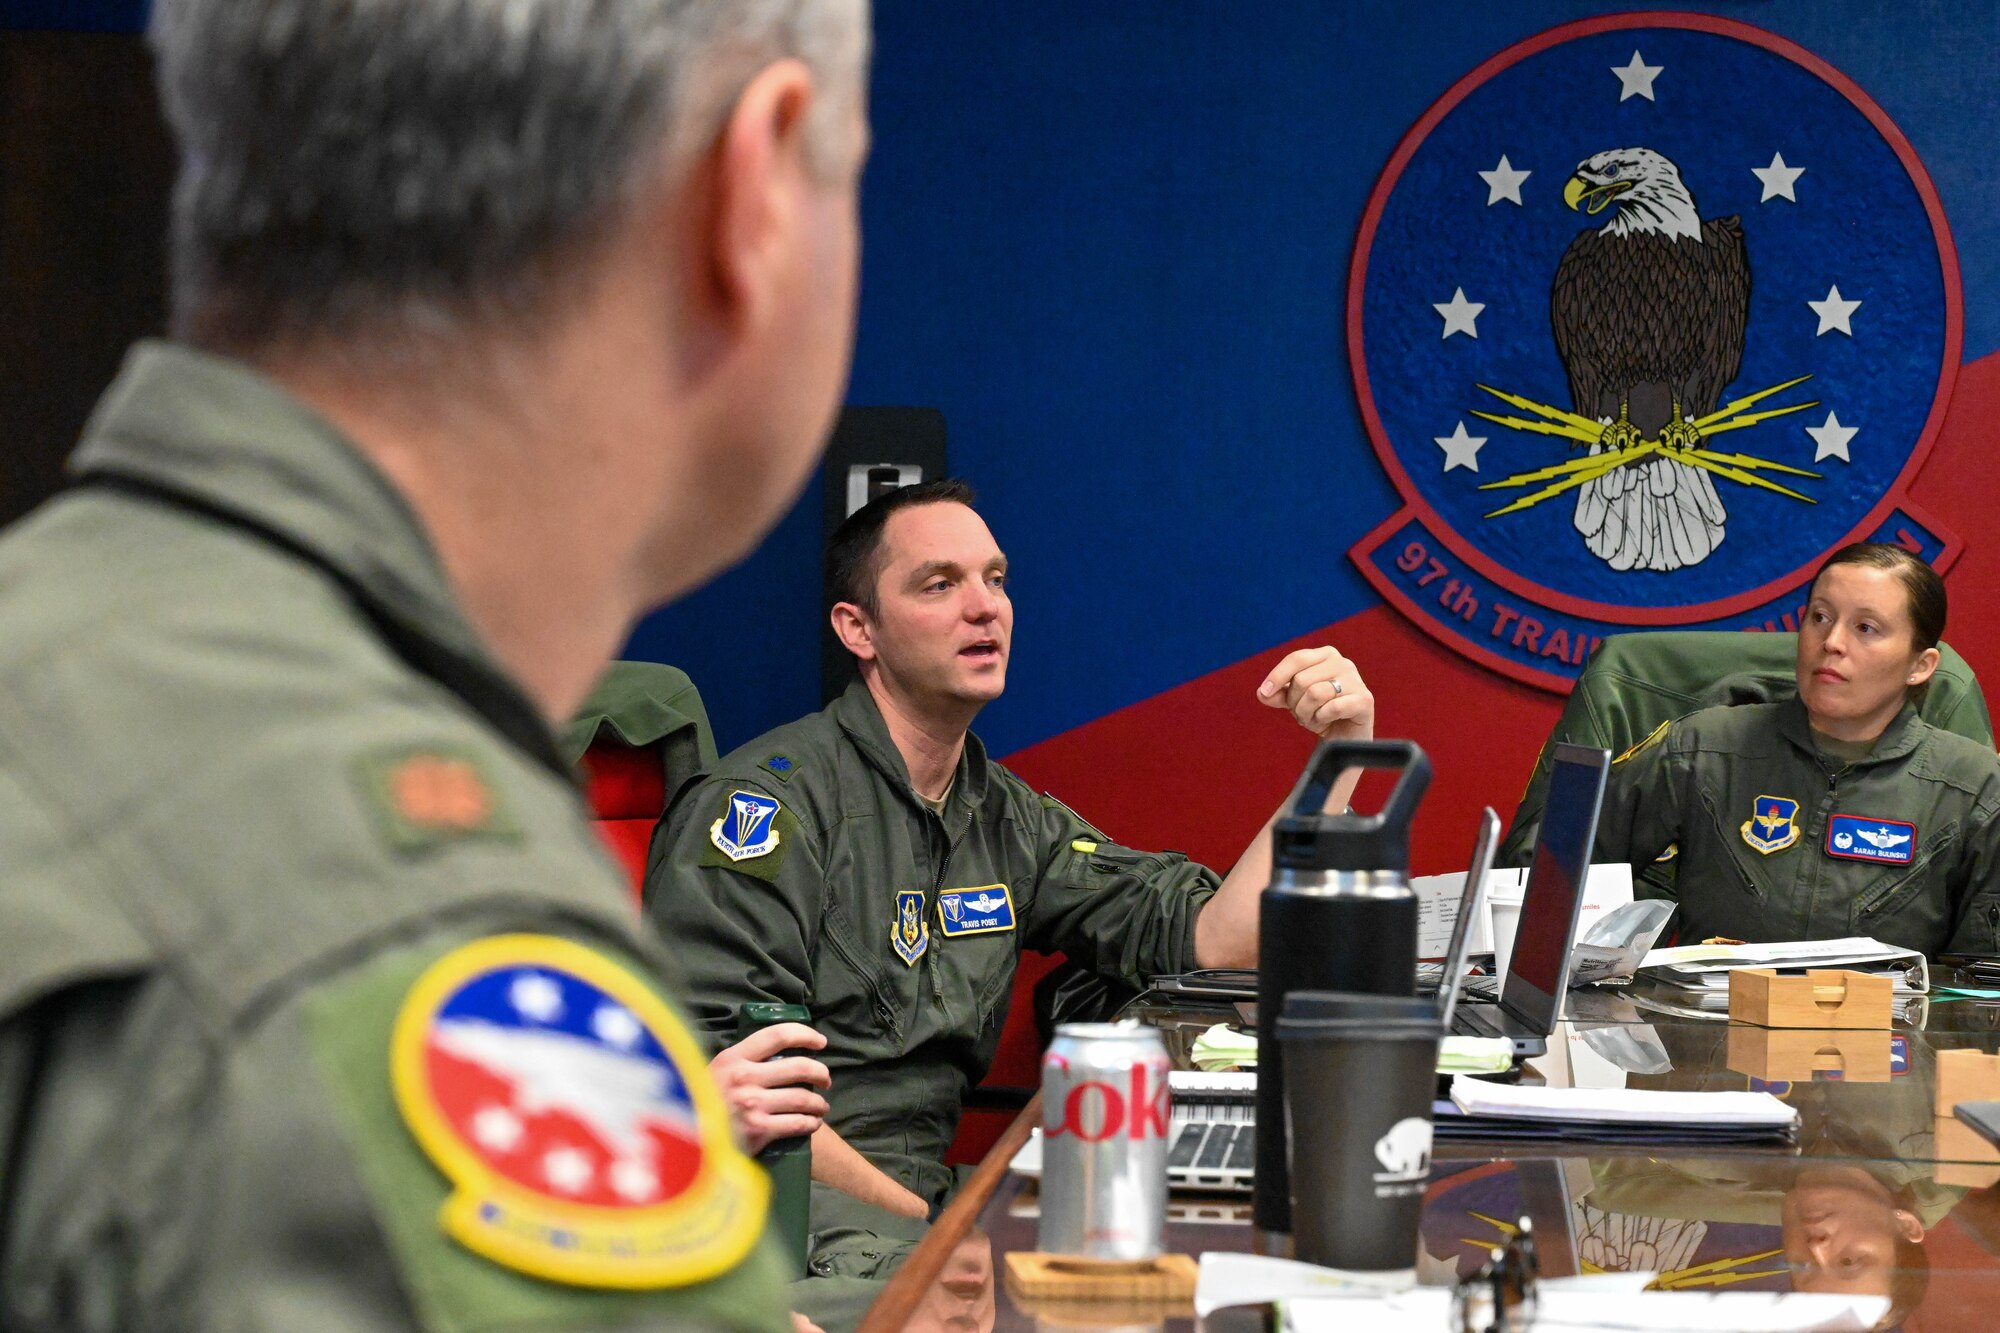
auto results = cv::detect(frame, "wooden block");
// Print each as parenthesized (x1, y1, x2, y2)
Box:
(1726, 968, 1893, 1028)
(1934, 1114, 2000, 1190)
(1936, 1048, 2000, 1107)
(1725, 1025, 1891, 1082)
(1002, 1251, 1198, 1302)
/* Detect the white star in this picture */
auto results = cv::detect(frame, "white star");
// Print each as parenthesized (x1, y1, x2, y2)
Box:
(1751, 151, 1804, 203)
(1435, 421, 1487, 473)
(1479, 155, 1532, 206)
(1612, 51, 1662, 102)
(1809, 285, 1862, 336)
(591, 1004, 644, 1050)
(609, 1158, 660, 1203)
(471, 1104, 525, 1153)
(508, 972, 565, 1023)
(1433, 287, 1485, 340)
(543, 1146, 595, 1195)
(1807, 410, 1858, 463)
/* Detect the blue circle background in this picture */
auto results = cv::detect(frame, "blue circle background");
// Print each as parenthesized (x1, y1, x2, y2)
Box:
(1361, 25, 1948, 611)
(440, 965, 693, 1109)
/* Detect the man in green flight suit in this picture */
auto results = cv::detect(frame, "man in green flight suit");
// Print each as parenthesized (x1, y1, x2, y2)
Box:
(645, 479, 1379, 1236)
(0, 2, 870, 1330)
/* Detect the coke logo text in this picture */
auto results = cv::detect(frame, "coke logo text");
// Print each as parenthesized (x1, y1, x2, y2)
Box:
(1048, 1064, 1169, 1141)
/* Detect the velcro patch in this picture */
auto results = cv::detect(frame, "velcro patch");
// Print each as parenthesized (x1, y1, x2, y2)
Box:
(356, 745, 521, 855)
(709, 791, 781, 861)
(390, 934, 767, 1288)
(1826, 814, 1917, 864)
(891, 890, 929, 965)
(1740, 795, 1801, 855)
(937, 884, 1016, 937)
(759, 754, 800, 784)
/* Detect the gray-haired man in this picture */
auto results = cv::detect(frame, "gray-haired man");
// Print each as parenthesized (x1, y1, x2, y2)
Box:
(0, 3, 868, 1330)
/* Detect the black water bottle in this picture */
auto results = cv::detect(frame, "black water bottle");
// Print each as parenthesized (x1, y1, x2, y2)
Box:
(1251, 738, 1431, 1250)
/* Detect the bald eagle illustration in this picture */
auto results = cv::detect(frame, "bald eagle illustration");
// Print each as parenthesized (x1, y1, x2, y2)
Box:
(1552, 148, 1750, 571)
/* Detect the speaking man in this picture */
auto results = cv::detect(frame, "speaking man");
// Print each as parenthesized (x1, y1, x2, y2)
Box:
(646, 479, 1376, 1227)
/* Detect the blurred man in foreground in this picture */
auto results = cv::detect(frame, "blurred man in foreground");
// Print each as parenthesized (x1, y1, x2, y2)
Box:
(0, 2, 869, 1329)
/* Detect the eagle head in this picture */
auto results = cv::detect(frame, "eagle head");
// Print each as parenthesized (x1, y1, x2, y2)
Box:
(1563, 147, 1703, 243)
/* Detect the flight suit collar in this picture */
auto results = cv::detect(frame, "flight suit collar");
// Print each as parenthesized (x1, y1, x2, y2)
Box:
(830, 680, 992, 819)
(66, 341, 566, 777)
(1773, 694, 1926, 767)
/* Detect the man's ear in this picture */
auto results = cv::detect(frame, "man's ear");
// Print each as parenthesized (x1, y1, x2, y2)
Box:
(701, 58, 818, 342)
(830, 601, 876, 663)
(1909, 646, 1941, 688)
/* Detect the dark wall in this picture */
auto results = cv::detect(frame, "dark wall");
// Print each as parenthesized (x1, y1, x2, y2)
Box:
(0, 29, 171, 527)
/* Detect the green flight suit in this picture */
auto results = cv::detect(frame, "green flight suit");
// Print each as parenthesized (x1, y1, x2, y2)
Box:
(0, 343, 790, 1332)
(643, 682, 1220, 1205)
(1594, 696, 2000, 957)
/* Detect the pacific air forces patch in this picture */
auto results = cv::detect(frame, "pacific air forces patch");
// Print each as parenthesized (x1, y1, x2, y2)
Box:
(1741, 795, 1801, 855)
(892, 890, 929, 965)
(387, 935, 767, 1289)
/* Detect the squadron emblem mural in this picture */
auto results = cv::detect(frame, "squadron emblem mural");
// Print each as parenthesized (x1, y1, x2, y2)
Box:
(1348, 14, 1962, 690)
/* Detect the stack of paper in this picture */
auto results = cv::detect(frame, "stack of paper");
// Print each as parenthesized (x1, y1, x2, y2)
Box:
(1638, 936, 1929, 994)
(1187, 1024, 1514, 1076)
(1437, 1076, 1799, 1146)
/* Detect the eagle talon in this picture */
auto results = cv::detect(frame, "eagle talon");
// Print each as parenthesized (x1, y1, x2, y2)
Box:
(1660, 401, 1702, 453)
(1597, 407, 1642, 455)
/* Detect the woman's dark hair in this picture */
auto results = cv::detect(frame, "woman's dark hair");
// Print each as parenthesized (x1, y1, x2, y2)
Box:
(824, 478, 977, 617)
(1810, 543, 1946, 652)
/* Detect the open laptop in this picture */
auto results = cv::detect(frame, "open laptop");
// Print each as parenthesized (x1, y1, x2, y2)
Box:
(1426, 806, 1499, 1013)
(1449, 742, 1612, 1057)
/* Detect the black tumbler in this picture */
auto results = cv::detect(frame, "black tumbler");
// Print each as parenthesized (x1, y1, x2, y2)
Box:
(1277, 991, 1444, 1272)
(1252, 739, 1430, 1246)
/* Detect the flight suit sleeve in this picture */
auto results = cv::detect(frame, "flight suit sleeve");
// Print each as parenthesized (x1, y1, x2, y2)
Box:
(1020, 795, 1221, 987)
(1, 931, 790, 1333)
(642, 777, 823, 1042)
(1593, 721, 1689, 902)
(1944, 784, 2000, 957)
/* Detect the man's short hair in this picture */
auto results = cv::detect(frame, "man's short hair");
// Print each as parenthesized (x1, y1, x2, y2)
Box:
(148, 0, 869, 358)
(825, 478, 976, 618)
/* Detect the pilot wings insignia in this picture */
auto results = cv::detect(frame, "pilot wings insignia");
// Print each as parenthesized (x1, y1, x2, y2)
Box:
(1826, 813, 1916, 865)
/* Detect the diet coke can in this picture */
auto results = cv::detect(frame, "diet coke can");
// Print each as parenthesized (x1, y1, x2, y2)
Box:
(1038, 1021, 1170, 1259)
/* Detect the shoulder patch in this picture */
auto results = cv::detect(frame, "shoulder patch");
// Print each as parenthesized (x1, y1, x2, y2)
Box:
(759, 754, 800, 783)
(708, 790, 782, 862)
(306, 935, 789, 1330)
(1613, 720, 1672, 766)
(696, 789, 801, 886)
(356, 745, 521, 854)
(390, 934, 767, 1288)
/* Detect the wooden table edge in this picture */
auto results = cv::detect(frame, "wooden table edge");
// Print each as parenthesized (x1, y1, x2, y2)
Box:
(854, 1091, 1042, 1333)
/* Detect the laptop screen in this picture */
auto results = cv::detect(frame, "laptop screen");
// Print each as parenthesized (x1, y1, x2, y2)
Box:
(1499, 742, 1611, 1028)
(1436, 807, 1499, 1026)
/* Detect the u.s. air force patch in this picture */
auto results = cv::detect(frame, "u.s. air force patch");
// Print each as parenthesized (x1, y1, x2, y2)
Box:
(709, 791, 780, 861)
(389, 935, 766, 1289)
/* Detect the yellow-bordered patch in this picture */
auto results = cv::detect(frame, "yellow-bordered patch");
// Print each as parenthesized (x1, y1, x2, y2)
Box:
(390, 935, 766, 1288)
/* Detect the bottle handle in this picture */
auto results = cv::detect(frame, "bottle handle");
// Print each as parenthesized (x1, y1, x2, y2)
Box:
(1281, 738, 1431, 833)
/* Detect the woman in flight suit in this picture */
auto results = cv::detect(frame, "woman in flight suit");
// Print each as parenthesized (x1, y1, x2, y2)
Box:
(1595, 542, 2000, 957)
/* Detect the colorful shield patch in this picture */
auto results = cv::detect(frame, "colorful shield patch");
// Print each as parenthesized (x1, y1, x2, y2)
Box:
(390, 935, 766, 1288)
(709, 791, 781, 862)
(891, 890, 929, 965)
(1826, 813, 1917, 864)
(1740, 795, 1801, 855)
(937, 883, 1017, 937)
